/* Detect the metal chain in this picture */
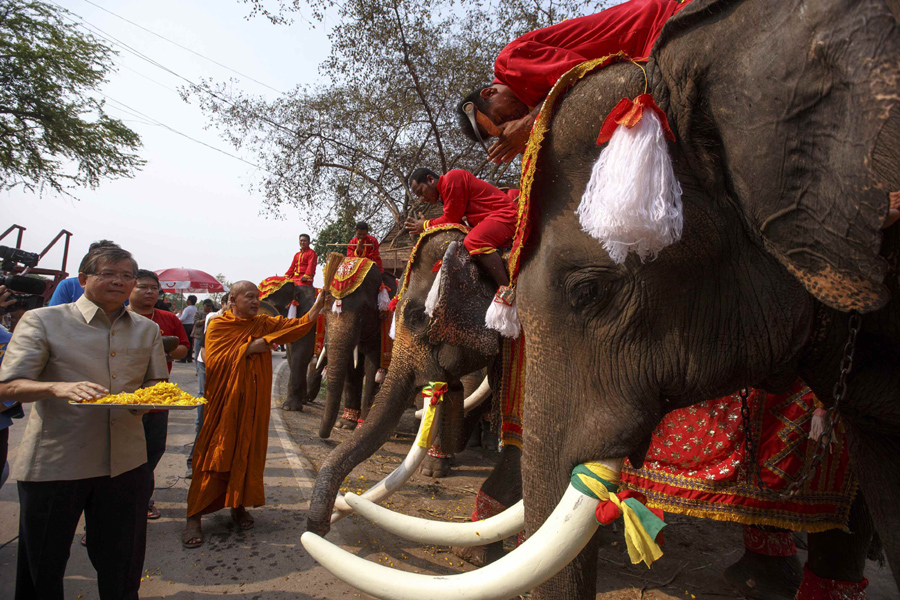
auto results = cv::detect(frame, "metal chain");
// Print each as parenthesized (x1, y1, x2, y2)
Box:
(740, 311, 861, 499)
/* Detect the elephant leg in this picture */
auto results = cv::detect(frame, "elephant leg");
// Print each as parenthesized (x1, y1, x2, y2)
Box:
(306, 354, 324, 402)
(796, 492, 873, 597)
(453, 445, 522, 567)
(359, 346, 379, 422)
(845, 422, 900, 591)
(336, 360, 365, 430)
(723, 526, 802, 600)
(283, 330, 315, 411)
(420, 383, 463, 479)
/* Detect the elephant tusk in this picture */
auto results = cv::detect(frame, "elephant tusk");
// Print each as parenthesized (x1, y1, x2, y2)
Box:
(331, 401, 441, 523)
(345, 494, 524, 546)
(416, 376, 489, 419)
(316, 346, 327, 369)
(353, 345, 359, 369)
(304, 483, 603, 600)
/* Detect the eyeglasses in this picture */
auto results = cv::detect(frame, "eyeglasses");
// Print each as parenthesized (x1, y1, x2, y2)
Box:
(88, 271, 136, 283)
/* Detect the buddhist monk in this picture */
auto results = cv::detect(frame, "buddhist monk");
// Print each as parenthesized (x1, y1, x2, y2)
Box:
(182, 280, 328, 547)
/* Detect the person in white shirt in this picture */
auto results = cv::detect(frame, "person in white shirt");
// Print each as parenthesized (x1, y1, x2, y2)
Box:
(176, 295, 198, 362)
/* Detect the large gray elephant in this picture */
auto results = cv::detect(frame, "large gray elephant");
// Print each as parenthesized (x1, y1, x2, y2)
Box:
(307, 230, 503, 534)
(318, 263, 397, 438)
(258, 281, 318, 411)
(301, 1, 900, 599)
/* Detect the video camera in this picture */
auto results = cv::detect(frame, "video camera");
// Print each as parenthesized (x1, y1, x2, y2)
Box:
(0, 245, 46, 312)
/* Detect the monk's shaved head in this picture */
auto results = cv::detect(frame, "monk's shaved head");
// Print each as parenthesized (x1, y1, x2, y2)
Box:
(230, 280, 258, 296)
(230, 280, 261, 319)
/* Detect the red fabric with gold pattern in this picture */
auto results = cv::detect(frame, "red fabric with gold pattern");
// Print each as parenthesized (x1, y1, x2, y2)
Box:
(742, 526, 797, 557)
(497, 334, 526, 449)
(259, 276, 306, 301)
(796, 563, 868, 600)
(314, 313, 326, 355)
(471, 490, 507, 521)
(330, 257, 375, 299)
(621, 380, 856, 532)
(380, 316, 393, 370)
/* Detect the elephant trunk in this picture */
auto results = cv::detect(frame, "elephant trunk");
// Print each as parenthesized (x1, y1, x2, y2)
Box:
(307, 362, 417, 536)
(319, 310, 362, 439)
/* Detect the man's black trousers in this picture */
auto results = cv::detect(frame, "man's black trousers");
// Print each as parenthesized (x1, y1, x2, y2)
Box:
(16, 463, 151, 600)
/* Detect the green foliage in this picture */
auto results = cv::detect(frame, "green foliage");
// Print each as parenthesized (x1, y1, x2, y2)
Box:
(0, 0, 144, 196)
(312, 217, 358, 265)
(189, 0, 609, 239)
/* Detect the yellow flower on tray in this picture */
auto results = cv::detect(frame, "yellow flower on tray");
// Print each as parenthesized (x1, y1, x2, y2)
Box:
(78, 382, 207, 406)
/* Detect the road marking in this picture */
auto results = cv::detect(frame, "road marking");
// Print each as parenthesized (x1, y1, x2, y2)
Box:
(270, 360, 319, 494)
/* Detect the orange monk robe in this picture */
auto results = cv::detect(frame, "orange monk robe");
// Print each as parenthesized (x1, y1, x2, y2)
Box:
(186, 310, 316, 516)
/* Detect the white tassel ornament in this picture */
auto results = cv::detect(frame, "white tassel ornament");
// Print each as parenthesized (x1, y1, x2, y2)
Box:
(333, 299, 342, 315)
(389, 311, 396, 339)
(424, 271, 442, 318)
(377, 286, 391, 311)
(577, 106, 682, 264)
(485, 287, 520, 339)
(286, 303, 298, 319)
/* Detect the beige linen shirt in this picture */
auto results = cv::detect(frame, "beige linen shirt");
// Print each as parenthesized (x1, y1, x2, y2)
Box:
(0, 295, 170, 481)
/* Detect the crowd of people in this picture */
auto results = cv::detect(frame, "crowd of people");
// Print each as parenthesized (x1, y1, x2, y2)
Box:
(0, 239, 327, 599)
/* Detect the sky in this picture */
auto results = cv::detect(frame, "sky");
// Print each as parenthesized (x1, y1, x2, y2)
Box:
(4, 0, 334, 291)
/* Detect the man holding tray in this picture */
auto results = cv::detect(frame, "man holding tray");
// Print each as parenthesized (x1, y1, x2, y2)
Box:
(0, 243, 169, 600)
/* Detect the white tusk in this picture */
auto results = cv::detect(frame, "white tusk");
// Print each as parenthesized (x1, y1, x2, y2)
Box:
(345, 494, 524, 546)
(316, 346, 327, 369)
(353, 345, 359, 368)
(304, 483, 602, 600)
(331, 401, 440, 523)
(416, 376, 489, 419)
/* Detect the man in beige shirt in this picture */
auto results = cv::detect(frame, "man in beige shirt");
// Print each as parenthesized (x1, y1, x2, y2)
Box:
(0, 242, 169, 600)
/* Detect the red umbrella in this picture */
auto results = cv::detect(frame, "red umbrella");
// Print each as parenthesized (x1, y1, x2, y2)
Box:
(155, 268, 225, 293)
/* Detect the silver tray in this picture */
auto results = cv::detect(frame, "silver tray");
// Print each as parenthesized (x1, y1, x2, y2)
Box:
(68, 402, 202, 410)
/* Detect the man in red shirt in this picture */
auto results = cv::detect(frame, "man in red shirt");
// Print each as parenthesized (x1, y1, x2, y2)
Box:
(405, 168, 517, 288)
(285, 234, 317, 285)
(347, 221, 383, 271)
(457, 0, 692, 162)
(128, 269, 190, 520)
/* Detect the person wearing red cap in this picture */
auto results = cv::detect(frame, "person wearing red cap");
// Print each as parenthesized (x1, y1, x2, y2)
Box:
(457, 0, 692, 163)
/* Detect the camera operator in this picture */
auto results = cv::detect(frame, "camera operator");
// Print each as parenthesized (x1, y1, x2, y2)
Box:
(0, 284, 21, 490)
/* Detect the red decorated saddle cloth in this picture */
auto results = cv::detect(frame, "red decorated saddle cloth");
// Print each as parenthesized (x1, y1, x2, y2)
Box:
(620, 380, 856, 532)
(259, 276, 306, 301)
(330, 256, 375, 299)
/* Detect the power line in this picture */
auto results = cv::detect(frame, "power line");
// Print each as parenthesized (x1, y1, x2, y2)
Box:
(98, 93, 265, 171)
(53, 3, 298, 139)
(76, 0, 285, 95)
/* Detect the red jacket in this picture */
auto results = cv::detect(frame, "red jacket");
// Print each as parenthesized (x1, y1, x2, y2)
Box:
(426, 170, 517, 229)
(285, 249, 317, 285)
(494, 0, 690, 107)
(347, 235, 383, 271)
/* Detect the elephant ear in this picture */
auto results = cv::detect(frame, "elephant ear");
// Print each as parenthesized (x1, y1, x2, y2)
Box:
(428, 242, 500, 357)
(653, 0, 895, 312)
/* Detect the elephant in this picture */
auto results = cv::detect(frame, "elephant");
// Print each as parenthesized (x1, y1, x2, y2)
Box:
(301, 1, 900, 599)
(257, 281, 319, 411)
(306, 229, 504, 535)
(318, 263, 397, 438)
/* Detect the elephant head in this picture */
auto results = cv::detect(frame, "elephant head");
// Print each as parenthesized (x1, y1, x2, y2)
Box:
(306, 230, 499, 536)
(318, 262, 397, 438)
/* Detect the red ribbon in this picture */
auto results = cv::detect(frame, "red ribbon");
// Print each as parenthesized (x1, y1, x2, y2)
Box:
(432, 260, 443, 273)
(596, 94, 675, 145)
(388, 296, 398, 312)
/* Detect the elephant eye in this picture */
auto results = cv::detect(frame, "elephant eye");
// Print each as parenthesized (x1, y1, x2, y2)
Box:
(565, 268, 619, 315)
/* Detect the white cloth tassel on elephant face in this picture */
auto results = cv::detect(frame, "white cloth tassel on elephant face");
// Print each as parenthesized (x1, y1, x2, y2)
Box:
(332, 298, 342, 315)
(485, 286, 520, 339)
(576, 97, 683, 265)
(377, 286, 391, 311)
(424, 270, 442, 318)
(389, 311, 396, 339)
(286, 302, 298, 319)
